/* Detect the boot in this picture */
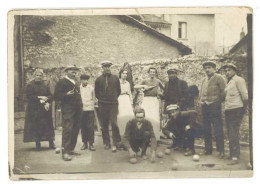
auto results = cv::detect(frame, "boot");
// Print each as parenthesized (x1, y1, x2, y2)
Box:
(35, 141, 41, 150)
(49, 140, 56, 149)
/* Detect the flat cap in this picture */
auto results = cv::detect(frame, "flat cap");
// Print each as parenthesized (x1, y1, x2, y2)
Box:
(64, 65, 80, 72)
(167, 68, 178, 74)
(100, 60, 113, 66)
(166, 104, 180, 112)
(222, 63, 237, 72)
(202, 61, 217, 68)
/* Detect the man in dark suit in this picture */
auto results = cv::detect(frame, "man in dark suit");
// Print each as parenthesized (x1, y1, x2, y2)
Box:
(95, 61, 121, 152)
(54, 65, 82, 161)
(163, 68, 188, 111)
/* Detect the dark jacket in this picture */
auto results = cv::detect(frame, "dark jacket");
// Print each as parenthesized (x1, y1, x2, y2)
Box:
(122, 118, 157, 151)
(162, 110, 197, 137)
(54, 78, 82, 107)
(95, 73, 121, 104)
(163, 77, 188, 110)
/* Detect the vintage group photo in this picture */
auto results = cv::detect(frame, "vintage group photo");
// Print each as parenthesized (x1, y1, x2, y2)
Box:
(8, 7, 253, 179)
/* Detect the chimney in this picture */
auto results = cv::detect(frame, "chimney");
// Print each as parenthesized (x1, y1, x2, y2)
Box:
(240, 27, 245, 40)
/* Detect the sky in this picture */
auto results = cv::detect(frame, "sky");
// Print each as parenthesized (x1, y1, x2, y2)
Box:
(215, 8, 249, 50)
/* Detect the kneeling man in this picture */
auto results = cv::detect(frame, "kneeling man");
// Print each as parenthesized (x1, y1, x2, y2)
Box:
(163, 104, 197, 156)
(122, 108, 156, 162)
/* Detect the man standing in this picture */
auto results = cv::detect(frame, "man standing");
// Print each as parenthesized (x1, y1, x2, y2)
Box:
(162, 104, 197, 156)
(80, 74, 96, 151)
(223, 63, 248, 164)
(54, 66, 82, 161)
(122, 108, 156, 162)
(95, 61, 121, 152)
(163, 68, 188, 111)
(199, 61, 226, 159)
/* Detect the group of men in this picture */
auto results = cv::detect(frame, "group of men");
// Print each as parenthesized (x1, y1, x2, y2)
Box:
(53, 60, 248, 165)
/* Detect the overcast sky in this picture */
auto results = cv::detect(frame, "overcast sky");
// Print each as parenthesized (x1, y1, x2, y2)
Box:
(215, 9, 248, 49)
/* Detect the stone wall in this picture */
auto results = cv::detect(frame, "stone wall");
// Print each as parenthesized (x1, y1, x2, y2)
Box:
(21, 15, 182, 69)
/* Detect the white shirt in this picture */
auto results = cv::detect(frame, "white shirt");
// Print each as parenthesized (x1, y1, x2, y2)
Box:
(80, 84, 95, 111)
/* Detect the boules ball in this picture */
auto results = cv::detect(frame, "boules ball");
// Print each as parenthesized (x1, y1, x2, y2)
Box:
(193, 154, 200, 161)
(164, 149, 171, 155)
(55, 148, 61, 154)
(171, 162, 178, 170)
(129, 157, 137, 164)
(157, 151, 164, 158)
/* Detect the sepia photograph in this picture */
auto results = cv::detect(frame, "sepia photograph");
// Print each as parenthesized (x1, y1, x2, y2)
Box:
(8, 7, 253, 180)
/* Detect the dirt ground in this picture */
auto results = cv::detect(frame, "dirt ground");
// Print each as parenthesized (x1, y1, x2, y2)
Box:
(12, 129, 251, 176)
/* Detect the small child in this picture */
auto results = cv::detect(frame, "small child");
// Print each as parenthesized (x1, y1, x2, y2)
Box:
(80, 74, 96, 151)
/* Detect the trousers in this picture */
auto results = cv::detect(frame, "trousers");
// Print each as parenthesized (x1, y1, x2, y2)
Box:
(61, 104, 82, 154)
(225, 107, 245, 158)
(81, 111, 95, 144)
(202, 102, 224, 153)
(98, 102, 121, 145)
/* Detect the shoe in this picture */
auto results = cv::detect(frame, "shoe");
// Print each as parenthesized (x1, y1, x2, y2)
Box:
(142, 155, 148, 160)
(49, 141, 56, 149)
(62, 153, 72, 161)
(104, 144, 111, 150)
(35, 142, 41, 150)
(89, 144, 96, 151)
(218, 152, 225, 159)
(112, 146, 117, 152)
(68, 151, 81, 156)
(184, 149, 195, 156)
(81, 143, 88, 150)
(227, 157, 239, 165)
(204, 150, 212, 155)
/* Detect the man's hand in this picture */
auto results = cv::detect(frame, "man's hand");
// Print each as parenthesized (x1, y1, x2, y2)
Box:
(150, 150, 156, 163)
(185, 125, 191, 131)
(128, 148, 136, 158)
(66, 89, 75, 95)
(169, 132, 175, 139)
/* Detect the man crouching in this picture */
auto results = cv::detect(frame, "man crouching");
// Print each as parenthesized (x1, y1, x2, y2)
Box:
(122, 108, 156, 162)
(163, 104, 197, 156)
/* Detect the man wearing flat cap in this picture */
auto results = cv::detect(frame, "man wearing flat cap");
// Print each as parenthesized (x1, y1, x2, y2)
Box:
(54, 65, 82, 161)
(223, 63, 248, 164)
(199, 61, 226, 159)
(95, 61, 121, 152)
(163, 68, 188, 111)
(162, 104, 197, 156)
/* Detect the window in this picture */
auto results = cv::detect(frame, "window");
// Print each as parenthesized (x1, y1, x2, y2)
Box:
(178, 22, 187, 39)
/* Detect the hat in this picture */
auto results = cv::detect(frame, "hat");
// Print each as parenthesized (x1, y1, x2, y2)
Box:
(222, 63, 237, 72)
(202, 61, 216, 68)
(166, 104, 180, 112)
(101, 60, 113, 67)
(33, 68, 44, 76)
(64, 65, 80, 72)
(167, 68, 178, 74)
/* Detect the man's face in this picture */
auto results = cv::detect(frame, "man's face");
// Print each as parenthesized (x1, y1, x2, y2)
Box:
(168, 109, 180, 119)
(102, 65, 111, 73)
(225, 67, 236, 79)
(168, 72, 177, 80)
(67, 70, 77, 79)
(204, 65, 215, 76)
(149, 69, 156, 78)
(35, 72, 43, 82)
(81, 79, 88, 86)
(135, 112, 145, 122)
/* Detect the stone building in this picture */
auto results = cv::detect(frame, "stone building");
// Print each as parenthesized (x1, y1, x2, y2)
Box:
(13, 15, 192, 112)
